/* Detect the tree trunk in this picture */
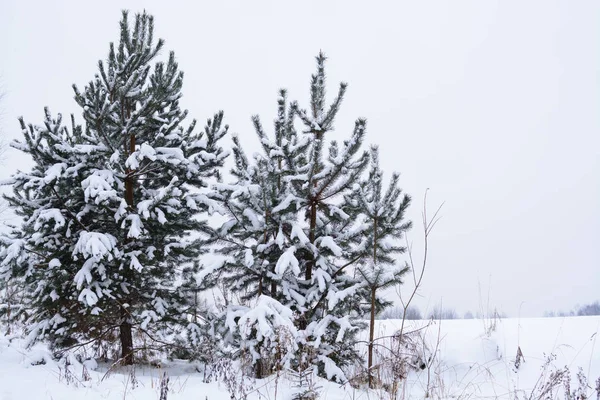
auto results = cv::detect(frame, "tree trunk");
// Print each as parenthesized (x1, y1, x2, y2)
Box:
(373, 217, 378, 263)
(270, 281, 277, 298)
(121, 129, 136, 365)
(255, 357, 264, 379)
(120, 319, 134, 365)
(125, 133, 135, 207)
(306, 201, 317, 282)
(368, 286, 376, 388)
(299, 201, 318, 332)
(368, 217, 378, 388)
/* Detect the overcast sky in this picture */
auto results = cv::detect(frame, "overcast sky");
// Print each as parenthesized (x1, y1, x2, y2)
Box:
(0, 0, 598, 317)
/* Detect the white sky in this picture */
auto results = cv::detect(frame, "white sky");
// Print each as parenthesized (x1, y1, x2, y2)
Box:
(0, 0, 598, 317)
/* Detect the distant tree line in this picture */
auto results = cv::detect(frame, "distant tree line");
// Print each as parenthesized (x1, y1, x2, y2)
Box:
(378, 305, 510, 320)
(543, 301, 600, 318)
(379, 305, 423, 320)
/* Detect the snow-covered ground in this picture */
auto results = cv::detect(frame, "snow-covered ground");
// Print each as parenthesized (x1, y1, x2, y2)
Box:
(0, 316, 598, 399)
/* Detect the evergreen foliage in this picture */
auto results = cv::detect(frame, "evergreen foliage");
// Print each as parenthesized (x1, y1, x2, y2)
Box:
(204, 53, 409, 382)
(0, 13, 412, 383)
(285, 54, 371, 380)
(0, 11, 228, 363)
(206, 89, 302, 377)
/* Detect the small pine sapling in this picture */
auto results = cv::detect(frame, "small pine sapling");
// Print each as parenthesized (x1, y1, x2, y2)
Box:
(345, 145, 412, 388)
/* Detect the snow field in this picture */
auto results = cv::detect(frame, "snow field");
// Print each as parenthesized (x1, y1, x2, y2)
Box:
(0, 316, 598, 399)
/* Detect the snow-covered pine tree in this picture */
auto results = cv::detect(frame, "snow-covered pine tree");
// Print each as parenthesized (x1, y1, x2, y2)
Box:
(211, 90, 298, 305)
(205, 90, 304, 377)
(345, 145, 411, 388)
(205, 54, 372, 382)
(279, 53, 371, 381)
(0, 11, 228, 364)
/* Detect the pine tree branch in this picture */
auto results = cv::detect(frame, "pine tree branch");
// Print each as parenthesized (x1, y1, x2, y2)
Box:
(94, 121, 117, 154)
(308, 255, 362, 317)
(54, 324, 120, 358)
(128, 164, 163, 178)
(50, 186, 89, 231)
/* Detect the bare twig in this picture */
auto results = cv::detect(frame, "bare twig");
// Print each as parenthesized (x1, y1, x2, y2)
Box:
(397, 189, 443, 339)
